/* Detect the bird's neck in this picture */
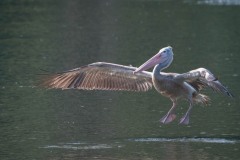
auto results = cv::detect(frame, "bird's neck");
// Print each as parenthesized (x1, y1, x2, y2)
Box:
(153, 61, 170, 75)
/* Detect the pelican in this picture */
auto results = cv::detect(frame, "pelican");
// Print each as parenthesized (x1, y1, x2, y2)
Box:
(41, 46, 233, 125)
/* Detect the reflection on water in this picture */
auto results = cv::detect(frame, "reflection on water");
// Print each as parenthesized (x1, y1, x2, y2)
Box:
(39, 138, 240, 160)
(129, 137, 239, 144)
(41, 143, 117, 150)
(186, 0, 240, 5)
(41, 137, 238, 151)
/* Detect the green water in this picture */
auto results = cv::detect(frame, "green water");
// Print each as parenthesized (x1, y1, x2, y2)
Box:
(0, 0, 240, 159)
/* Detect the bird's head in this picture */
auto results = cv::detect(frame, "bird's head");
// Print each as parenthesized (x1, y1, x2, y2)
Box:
(134, 46, 174, 73)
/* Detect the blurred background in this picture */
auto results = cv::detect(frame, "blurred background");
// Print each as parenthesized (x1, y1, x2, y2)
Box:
(0, 0, 239, 159)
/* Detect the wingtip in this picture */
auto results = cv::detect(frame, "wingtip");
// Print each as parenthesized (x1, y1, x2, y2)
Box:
(227, 91, 234, 98)
(224, 85, 234, 98)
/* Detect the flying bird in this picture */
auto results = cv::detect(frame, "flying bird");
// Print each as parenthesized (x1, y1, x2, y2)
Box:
(41, 46, 233, 125)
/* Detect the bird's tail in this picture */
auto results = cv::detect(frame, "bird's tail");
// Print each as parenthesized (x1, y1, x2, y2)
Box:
(193, 94, 210, 105)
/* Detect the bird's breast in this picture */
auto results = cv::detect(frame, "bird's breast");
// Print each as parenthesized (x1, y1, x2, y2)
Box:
(152, 76, 191, 99)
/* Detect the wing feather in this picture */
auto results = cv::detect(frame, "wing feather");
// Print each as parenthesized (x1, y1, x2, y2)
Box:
(180, 68, 233, 97)
(41, 62, 153, 92)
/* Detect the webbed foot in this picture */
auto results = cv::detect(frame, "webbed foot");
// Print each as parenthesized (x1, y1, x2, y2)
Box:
(179, 114, 190, 125)
(160, 114, 176, 124)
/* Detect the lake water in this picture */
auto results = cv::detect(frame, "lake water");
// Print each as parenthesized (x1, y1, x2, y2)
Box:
(0, 0, 240, 159)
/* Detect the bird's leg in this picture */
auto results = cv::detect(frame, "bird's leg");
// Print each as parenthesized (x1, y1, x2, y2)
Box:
(160, 100, 177, 124)
(179, 100, 193, 125)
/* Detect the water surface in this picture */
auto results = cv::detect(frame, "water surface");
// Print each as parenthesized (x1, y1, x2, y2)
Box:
(0, 0, 240, 159)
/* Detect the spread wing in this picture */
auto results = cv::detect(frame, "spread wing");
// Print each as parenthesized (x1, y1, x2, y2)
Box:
(40, 62, 153, 92)
(175, 68, 233, 97)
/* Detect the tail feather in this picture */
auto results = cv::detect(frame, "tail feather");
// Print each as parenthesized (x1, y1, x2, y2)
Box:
(193, 94, 210, 105)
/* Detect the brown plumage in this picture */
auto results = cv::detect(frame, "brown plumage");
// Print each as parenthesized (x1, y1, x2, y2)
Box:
(41, 46, 233, 125)
(41, 62, 153, 92)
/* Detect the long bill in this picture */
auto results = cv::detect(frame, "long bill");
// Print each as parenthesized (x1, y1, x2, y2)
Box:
(133, 52, 161, 74)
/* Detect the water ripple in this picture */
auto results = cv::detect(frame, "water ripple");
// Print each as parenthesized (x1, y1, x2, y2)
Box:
(40, 143, 122, 150)
(185, 0, 240, 6)
(129, 137, 239, 144)
(41, 144, 112, 150)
